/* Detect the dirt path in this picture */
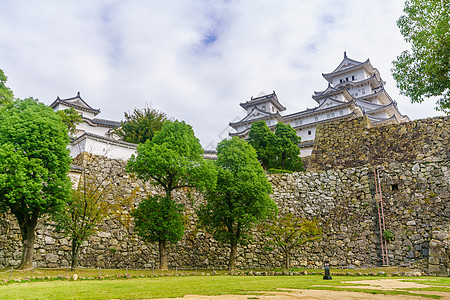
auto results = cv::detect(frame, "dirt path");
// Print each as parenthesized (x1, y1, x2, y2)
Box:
(156, 279, 450, 300)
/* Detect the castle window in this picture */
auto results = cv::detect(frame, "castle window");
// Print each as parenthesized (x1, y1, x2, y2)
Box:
(272, 107, 275, 112)
(331, 112, 335, 117)
(352, 75, 356, 80)
(315, 116, 318, 121)
(299, 119, 302, 125)
(340, 79, 344, 83)
(346, 77, 349, 82)
(340, 110, 343, 115)
(326, 113, 330, 118)
(308, 130, 312, 135)
(355, 92, 358, 97)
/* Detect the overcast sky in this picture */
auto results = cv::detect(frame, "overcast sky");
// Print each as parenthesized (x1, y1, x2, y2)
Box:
(0, 1, 443, 149)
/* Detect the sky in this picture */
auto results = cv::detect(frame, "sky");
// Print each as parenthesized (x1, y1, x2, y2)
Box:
(0, 0, 444, 149)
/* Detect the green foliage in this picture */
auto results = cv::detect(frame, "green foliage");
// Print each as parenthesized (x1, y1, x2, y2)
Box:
(383, 229, 395, 243)
(127, 120, 216, 269)
(248, 121, 303, 172)
(0, 69, 14, 106)
(52, 156, 125, 270)
(115, 105, 168, 144)
(127, 120, 217, 198)
(56, 108, 82, 137)
(392, 0, 450, 113)
(198, 137, 275, 270)
(261, 213, 322, 268)
(132, 195, 185, 244)
(269, 123, 303, 171)
(0, 98, 72, 268)
(247, 120, 274, 170)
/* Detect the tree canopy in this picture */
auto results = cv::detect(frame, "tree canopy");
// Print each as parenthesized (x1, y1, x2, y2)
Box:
(392, 0, 450, 113)
(56, 108, 82, 137)
(248, 121, 303, 172)
(0, 69, 14, 106)
(127, 120, 216, 269)
(53, 154, 126, 270)
(261, 213, 322, 269)
(0, 98, 72, 269)
(115, 105, 168, 144)
(270, 123, 303, 171)
(198, 137, 275, 271)
(127, 120, 216, 198)
(132, 194, 185, 269)
(247, 120, 274, 170)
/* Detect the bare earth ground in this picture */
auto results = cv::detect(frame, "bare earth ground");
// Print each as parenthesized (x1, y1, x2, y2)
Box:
(156, 279, 450, 300)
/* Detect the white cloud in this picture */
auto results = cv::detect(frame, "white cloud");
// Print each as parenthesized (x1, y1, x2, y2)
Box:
(0, 0, 443, 148)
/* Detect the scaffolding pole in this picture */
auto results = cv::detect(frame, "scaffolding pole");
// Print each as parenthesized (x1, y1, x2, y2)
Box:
(373, 167, 388, 266)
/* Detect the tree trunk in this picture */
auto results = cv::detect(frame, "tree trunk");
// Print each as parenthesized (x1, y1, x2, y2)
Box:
(159, 239, 168, 270)
(228, 242, 238, 271)
(16, 212, 38, 270)
(284, 249, 290, 269)
(71, 239, 81, 271)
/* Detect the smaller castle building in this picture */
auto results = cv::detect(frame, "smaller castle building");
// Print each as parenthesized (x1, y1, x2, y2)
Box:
(50, 92, 137, 160)
(229, 53, 410, 156)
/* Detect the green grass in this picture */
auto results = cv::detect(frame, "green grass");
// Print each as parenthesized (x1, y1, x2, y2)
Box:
(0, 275, 448, 300)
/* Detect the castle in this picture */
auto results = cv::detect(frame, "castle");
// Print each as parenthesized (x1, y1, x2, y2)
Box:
(229, 53, 410, 156)
(50, 92, 137, 161)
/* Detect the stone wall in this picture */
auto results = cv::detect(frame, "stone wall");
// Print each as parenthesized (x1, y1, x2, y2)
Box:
(308, 115, 449, 171)
(0, 116, 448, 275)
(1, 157, 448, 273)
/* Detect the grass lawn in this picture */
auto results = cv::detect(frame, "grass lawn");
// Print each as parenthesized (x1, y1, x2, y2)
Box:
(0, 275, 449, 300)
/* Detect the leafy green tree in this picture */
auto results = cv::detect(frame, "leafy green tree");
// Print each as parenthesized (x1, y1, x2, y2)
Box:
(131, 195, 185, 269)
(0, 69, 14, 106)
(0, 99, 72, 269)
(115, 105, 168, 144)
(127, 120, 216, 269)
(198, 137, 275, 271)
(53, 154, 125, 270)
(261, 213, 322, 269)
(248, 121, 303, 172)
(268, 123, 303, 171)
(392, 0, 450, 113)
(247, 120, 274, 170)
(56, 108, 83, 137)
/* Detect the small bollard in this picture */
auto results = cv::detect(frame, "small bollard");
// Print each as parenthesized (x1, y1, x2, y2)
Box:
(323, 261, 332, 280)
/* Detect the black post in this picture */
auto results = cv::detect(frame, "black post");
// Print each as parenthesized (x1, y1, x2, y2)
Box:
(323, 261, 332, 280)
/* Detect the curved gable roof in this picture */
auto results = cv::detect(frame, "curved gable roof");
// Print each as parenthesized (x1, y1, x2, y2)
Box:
(49, 92, 101, 116)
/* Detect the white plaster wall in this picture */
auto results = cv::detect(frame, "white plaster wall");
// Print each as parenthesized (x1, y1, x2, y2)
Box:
(70, 138, 136, 161)
(300, 147, 313, 157)
(75, 121, 110, 138)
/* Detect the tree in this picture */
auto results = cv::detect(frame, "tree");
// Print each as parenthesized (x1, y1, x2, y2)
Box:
(56, 108, 82, 137)
(131, 195, 185, 269)
(52, 154, 125, 270)
(0, 69, 14, 106)
(127, 120, 216, 269)
(198, 137, 275, 271)
(268, 123, 303, 171)
(392, 0, 450, 113)
(247, 120, 274, 170)
(261, 213, 322, 269)
(0, 99, 72, 269)
(115, 104, 168, 144)
(248, 121, 303, 172)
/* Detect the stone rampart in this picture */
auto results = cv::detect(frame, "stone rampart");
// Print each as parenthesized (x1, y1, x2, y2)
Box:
(308, 115, 449, 171)
(0, 116, 448, 275)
